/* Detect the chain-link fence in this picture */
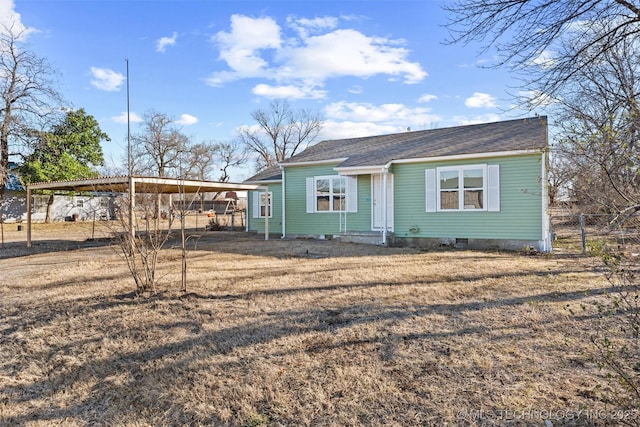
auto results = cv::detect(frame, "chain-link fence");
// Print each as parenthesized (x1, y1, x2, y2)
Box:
(551, 207, 640, 254)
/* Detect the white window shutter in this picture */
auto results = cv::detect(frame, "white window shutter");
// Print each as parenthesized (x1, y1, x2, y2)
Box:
(487, 164, 500, 212)
(345, 176, 358, 212)
(306, 177, 315, 213)
(252, 191, 260, 218)
(425, 169, 436, 212)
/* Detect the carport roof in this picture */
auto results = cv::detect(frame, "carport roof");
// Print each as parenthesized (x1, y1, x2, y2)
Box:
(26, 175, 261, 194)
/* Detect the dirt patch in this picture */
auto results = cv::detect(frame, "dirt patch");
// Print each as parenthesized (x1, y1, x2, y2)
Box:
(0, 221, 627, 426)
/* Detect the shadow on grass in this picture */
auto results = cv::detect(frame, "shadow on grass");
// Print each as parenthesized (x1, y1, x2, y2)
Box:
(0, 237, 114, 260)
(0, 263, 618, 426)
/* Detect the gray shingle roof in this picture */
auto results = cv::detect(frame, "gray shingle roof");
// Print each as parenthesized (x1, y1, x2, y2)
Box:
(244, 165, 282, 183)
(245, 116, 547, 182)
(282, 116, 547, 168)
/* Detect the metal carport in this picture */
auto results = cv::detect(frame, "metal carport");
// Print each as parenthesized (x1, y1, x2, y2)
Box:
(25, 175, 263, 247)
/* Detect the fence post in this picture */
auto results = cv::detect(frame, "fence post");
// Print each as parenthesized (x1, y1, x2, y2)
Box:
(579, 213, 586, 254)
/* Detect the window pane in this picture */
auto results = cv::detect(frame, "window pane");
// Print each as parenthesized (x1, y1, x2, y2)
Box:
(440, 170, 459, 190)
(464, 169, 483, 189)
(316, 179, 330, 193)
(464, 190, 483, 209)
(333, 177, 345, 211)
(316, 179, 330, 211)
(260, 193, 271, 217)
(440, 191, 459, 209)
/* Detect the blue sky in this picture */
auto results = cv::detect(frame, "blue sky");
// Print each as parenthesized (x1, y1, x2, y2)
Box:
(6, 0, 539, 181)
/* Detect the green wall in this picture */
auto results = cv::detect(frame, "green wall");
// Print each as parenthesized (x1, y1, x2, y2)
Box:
(252, 153, 545, 241)
(392, 154, 544, 241)
(247, 182, 282, 235)
(283, 164, 371, 236)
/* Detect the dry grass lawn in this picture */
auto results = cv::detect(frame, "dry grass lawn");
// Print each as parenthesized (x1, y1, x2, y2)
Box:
(0, 221, 632, 426)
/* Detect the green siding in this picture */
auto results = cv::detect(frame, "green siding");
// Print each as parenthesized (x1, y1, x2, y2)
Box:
(247, 183, 283, 234)
(283, 165, 371, 236)
(392, 154, 544, 240)
(269, 153, 544, 241)
(351, 174, 371, 231)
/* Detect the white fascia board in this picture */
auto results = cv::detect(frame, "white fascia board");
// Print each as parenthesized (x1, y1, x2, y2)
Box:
(243, 179, 282, 185)
(279, 158, 348, 168)
(332, 150, 542, 175)
(388, 149, 543, 165)
(134, 176, 260, 190)
(334, 165, 388, 175)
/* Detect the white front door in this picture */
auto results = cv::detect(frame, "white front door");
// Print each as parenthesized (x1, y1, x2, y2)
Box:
(372, 174, 393, 231)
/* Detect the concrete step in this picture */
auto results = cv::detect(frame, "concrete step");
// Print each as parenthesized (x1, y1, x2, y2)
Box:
(337, 231, 390, 245)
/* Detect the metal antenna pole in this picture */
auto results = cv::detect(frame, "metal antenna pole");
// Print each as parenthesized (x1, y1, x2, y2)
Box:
(126, 58, 131, 176)
(126, 59, 135, 243)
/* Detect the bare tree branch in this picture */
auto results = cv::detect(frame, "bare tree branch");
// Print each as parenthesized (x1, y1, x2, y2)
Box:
(238, 99, 323, 170)
(0, 22, 61, 216)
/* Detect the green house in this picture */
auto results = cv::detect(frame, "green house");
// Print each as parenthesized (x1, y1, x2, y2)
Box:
(245, 116, 551, 252)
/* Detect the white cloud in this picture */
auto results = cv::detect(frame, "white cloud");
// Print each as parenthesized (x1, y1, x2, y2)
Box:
(206, 14, 427, 96)
(252, 83, 327, 99)
(530, 49, 556, 69)
(90, 67, 125, 91)
(111, 111, 143, 124)
(0, 0, 37, 39)
(286, 15, 338, 38)
(156, 32, 178, 53)
(324, 101, 441, 130)
(320, 120, 400, 140)
(279, 29, 427, 84)
(235, 100, 441, 142)
(206, 14, 281, 86)
(175, 113, 198, 126)
(418, 94, 438, 103)
(518, 90, 557, 108)
(452, 113, 502, 126)
(465, 92, 497, 108)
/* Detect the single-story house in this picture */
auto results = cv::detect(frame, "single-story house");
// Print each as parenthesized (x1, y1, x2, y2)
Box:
(244, 116, 551, 252)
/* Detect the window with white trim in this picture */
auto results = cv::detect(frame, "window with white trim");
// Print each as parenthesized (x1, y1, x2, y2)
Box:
(306, 175, 358, 213)
(315, 176, 345, 212)
(252, 191, 272, 218)
(426, 164, 500, 212)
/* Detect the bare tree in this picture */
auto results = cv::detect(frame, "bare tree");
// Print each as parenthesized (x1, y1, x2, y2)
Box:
(132, 110, 190, 178)
(553, 32, 640, 218)
(112, 191, 171, 295)
(0, 22, 60, 225)
(183, 141, 216, 181)
(547, 153, 572, 206)
(212, 139, 248, 182)
(238, 99, 323, 170)
(444, 0, 640, 102)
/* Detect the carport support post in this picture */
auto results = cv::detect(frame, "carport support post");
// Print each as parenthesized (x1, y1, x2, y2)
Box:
(264, 185, 269, 241)
(26, 186, 32, 248)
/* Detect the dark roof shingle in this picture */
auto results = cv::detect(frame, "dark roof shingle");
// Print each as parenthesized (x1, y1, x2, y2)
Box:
(282, 116, 547, 168)
(245, 116, 547, 182)
(244, 165, 282, 183)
